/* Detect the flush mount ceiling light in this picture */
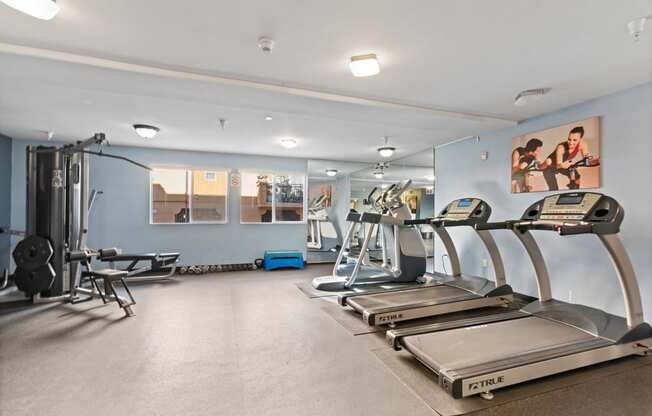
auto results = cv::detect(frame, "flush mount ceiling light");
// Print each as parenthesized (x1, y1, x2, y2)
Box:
(0, 0, 59, 19)
(325, 169, 338, 177)
(350, 53, 380, 77)
(265, 115, 273, 121)
(377, 136, 396, 158)
(425, 175, 435, 181)
(133, 124, 160, 139)
(280, 138, 297, 149)
(373, 171, 384, 179)
(628, 16, 650, 41)
(514, 88, 551, 106)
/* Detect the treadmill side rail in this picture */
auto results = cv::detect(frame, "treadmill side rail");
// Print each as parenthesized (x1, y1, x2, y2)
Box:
(448, 339, 652, 398)
(365, 294, 513, 326)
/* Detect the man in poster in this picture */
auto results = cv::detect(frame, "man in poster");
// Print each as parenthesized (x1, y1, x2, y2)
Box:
(511, 138, 547, 192)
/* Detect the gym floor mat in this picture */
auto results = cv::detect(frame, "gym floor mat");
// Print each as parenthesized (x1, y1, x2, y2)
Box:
(372, 347, 652, 416)
(318, 298, 384, 336)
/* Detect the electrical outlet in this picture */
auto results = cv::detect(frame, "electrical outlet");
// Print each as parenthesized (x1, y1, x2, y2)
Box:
(480, 151, 489, 160)
(481, 258, 489, 268)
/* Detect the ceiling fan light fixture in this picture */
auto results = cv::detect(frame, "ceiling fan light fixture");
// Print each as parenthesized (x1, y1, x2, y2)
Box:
(377, 136, 396, 157)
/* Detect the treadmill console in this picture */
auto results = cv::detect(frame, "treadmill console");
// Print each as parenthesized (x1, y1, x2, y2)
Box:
(438, 198, 491, 222)
(520, 192, 623, 233)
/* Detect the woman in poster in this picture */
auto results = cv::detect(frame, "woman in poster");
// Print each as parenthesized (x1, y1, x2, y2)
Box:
(542, 126, 599, 190)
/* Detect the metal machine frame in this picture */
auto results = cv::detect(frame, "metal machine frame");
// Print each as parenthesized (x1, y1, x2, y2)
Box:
(14, 133, 152, 315)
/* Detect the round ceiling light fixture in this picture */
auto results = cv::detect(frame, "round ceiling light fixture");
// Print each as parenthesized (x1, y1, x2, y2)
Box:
(350, 53, 380, 77)
(0, 0, 60, 20)
(133, 124, 160, 139)
(373, 171, 385, 179)
(325, 169, 338, 177)
(280, 138, 297, 149)
(377, 136, 396, 158)
(265, 115, 273, 121)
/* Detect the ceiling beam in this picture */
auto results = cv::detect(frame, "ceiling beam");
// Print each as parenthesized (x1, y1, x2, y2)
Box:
(0, 42, 518, 126)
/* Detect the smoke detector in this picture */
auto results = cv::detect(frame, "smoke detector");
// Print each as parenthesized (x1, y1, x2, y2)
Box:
(628, 16, 650, 42)
(258, 37, 275, 53)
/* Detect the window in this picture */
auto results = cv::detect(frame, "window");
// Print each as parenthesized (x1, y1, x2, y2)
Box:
(191, 170, 228, 222)
(151, 169, 190, 223)
(275, 174, 305, 222)
(150, 168, 228, 224)
(240, 171, 305, 223)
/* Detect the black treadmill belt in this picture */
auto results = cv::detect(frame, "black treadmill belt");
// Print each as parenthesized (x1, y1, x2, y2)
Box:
(346, 285, 479, 312)
(402, 317, 606, 377)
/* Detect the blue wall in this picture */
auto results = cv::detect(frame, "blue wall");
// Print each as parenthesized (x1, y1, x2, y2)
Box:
(10, 142, 308, 266)
(0, 134, 11, 272)
(434, 82, 652, 320)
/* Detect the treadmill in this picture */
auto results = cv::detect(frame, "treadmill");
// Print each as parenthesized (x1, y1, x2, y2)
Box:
(339, 198, 516, 326)
(389, 192, 652, 399)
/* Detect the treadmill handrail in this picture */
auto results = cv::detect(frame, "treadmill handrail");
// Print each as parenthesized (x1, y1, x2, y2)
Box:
(429, 215, 507, 285)
(474, 221, 515, 231)
(507, 215, 644, 328)
(474, 221, 553, 302)
(599, 234, 645, 328)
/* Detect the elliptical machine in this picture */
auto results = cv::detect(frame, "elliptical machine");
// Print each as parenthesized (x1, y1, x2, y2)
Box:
(312, 180, 427, 291)
(306, 194, 341, 252)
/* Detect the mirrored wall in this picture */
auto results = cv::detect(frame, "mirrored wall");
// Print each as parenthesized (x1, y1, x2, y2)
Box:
(306, 148, 435, 266)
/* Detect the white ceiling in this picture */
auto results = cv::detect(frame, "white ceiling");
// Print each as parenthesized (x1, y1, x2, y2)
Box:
(0, 0, 650, 162)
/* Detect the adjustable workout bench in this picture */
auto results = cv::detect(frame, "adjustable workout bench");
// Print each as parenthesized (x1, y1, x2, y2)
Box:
(99, 252, 180, 282)
(68, 248, 136, 317)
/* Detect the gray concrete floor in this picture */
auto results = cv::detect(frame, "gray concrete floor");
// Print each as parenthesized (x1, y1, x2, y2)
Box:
(0, 265, 435, 416)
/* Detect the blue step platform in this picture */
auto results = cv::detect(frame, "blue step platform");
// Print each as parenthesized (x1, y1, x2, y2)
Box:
(263, 250, 304, 271)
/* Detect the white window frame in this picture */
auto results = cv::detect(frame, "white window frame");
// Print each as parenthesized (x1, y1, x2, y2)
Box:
(239, 170, 307, 225)
(149, 167, 229, 225)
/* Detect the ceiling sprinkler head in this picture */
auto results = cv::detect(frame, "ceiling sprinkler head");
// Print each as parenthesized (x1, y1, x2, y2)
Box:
(258, 37, 275, 53)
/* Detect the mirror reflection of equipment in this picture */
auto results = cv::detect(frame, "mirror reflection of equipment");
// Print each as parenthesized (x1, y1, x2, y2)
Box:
(312, 180, 428, 292)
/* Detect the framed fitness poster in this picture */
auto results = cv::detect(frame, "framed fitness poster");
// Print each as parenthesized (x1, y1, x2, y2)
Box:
(511, 116, 601, 193)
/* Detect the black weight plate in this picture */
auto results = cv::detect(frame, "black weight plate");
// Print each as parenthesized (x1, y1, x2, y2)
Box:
(14, 264, 56, 296)
(12, 235, 54, 272)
